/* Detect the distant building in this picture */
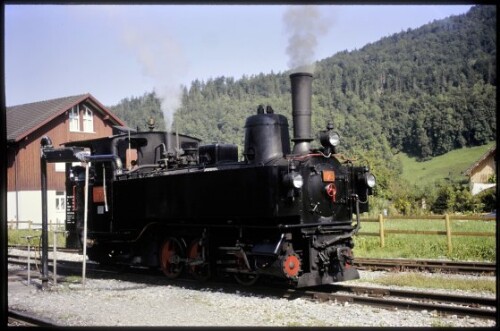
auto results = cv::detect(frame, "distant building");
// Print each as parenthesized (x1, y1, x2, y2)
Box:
(463, 146, 496, 195)
(7, 94, 125, 229)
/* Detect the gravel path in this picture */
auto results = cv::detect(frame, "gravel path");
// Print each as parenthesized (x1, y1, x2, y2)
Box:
(7, 249, 496, 327)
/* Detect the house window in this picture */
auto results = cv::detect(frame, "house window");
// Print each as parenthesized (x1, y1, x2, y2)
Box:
(55, 162, 66, 172)
(69, 105, 80, 132)
(55, 191, 65, 211)
(83, 106, 94, 133)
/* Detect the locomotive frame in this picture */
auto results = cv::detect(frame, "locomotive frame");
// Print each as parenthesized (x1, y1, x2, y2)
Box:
(41, 72, 375, 288)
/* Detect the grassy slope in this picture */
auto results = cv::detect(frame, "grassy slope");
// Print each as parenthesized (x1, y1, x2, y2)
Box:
(398, 142, 495, 187)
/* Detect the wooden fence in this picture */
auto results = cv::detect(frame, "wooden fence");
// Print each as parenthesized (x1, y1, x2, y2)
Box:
(357, 214, 496, 253)
(7, 220, 65, 232)
(9, 215, 496, 254)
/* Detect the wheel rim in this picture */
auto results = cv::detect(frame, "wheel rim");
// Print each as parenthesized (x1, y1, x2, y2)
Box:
(234, 273, 259, 286)
(187, 239, 211, 281)
(160, 237, 184, 279)
(233, 251, 259, 286)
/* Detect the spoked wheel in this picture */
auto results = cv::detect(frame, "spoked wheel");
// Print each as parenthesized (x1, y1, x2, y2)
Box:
(233, 251, 259, 286)
(234, 272, 259, 286)
(159, 237, 184, 279)
(187, 239, 211, 281)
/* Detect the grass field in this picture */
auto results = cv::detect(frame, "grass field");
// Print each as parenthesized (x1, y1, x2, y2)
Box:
(354, 218, 496, 261)
(8, 229, 67, 247)
(398, 142, 495, 187)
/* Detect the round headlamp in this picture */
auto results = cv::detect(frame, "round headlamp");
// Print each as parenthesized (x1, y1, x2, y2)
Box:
(365, 173, 376, 188)
(320, 131, 340, 148)
(292, 173, 303, 189)
(284, 172, 304, 189)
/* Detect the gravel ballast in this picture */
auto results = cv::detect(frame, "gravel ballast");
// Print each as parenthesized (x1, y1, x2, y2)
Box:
(7, 250, 496, 327)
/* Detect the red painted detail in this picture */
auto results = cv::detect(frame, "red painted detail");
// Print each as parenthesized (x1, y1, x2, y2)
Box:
(326, 183, 336, 202)
(283, 254, 301, 278)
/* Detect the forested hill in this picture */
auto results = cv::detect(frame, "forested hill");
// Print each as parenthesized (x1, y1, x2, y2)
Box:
(109, 5, 496, 161)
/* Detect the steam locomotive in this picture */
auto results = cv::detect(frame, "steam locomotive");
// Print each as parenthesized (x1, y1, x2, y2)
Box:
(45, 72, 375, 287)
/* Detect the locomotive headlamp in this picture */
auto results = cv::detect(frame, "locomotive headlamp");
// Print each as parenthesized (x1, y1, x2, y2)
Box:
(284, 172, 303, 189)
(365, 173, 376, 188)
(356, 167, 376, 189)
(320, 130, 340, 148)
(292, 173, 304, 189)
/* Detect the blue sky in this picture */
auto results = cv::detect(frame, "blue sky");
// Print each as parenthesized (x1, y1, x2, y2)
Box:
(5, 4, 473, 109)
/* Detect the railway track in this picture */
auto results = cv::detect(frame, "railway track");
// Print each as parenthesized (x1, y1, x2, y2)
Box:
(8, 310, 58, 327)
(8, 252, 496, 321)
(9, 244, 496, 275)
(301, 284, 497, 319)
(8, 244, 80, 254)
(354, 257, 496, 275)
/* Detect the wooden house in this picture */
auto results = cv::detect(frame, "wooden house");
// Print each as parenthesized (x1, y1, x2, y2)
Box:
(463, 146, 496, 195)
(7, 94, 125, 229)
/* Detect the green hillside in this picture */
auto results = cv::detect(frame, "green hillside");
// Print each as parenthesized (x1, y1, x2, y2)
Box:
(108, 5, 496, 212)
(399, 142, 495, 187)
(110, 5, 496, 162)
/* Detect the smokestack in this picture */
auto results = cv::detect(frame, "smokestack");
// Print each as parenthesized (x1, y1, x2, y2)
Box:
(290, 72, 313, 154)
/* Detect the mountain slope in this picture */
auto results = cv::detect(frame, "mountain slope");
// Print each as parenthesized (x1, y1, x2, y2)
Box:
(109, 5, 496, 162)
(399, 141, 495, 187)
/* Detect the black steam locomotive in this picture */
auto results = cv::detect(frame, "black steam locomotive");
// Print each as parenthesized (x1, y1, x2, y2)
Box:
(49, 73, 375, 287)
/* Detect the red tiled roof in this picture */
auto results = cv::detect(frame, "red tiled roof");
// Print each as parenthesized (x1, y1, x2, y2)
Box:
(7, 94, 124, 142)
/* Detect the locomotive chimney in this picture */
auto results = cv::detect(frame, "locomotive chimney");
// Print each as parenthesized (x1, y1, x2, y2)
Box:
(290, 72, 313, 154)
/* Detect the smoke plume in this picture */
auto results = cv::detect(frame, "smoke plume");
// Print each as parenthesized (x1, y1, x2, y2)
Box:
(122, 26, 188, 131)
(283, 5, 330, 73)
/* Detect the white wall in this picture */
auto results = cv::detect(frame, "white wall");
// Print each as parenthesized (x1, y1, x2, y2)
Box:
(470, 183, 496, 196)
(7, 190, 66, 230)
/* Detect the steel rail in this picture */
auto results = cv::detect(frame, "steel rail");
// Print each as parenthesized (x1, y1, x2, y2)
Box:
(8, 309, 58, 327)
(327, 284, 497, 307)
(297, 283, 497, 319)
(8, 244, 80, 254)
(306, 290, 496, 319)
(248, 284, 497, 320)
(354, 257, 496, 274)
(9, 245, 495, 274)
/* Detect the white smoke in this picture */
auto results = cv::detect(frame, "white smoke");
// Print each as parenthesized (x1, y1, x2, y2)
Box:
(283, 5, 331, 73)
(122, 25, 188, 131)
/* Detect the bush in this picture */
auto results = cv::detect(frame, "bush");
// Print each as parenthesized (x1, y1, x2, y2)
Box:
(431, 181, 483, 214)
(476, 187, 496, 212)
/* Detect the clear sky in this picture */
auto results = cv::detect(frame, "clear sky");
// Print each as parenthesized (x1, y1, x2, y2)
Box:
(5, 4, 473, 108)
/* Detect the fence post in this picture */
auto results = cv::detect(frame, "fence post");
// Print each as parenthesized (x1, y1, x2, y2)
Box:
(445, 214, 452, 254)
(379, 214, 385, 248)
(53, 229, 57, 285)
(22, 236, 35, 286)
(28, 221, 32, 230)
